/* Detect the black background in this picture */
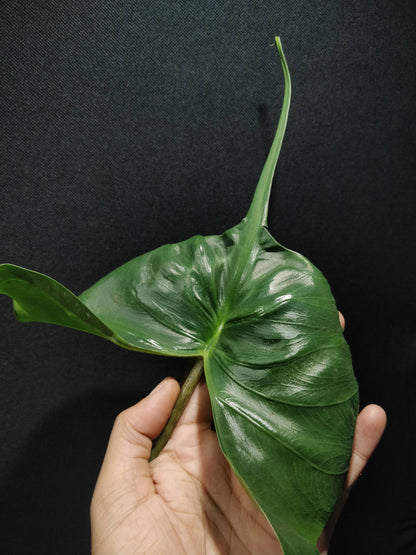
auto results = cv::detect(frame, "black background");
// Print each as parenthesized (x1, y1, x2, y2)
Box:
(1, 1, 415, 553)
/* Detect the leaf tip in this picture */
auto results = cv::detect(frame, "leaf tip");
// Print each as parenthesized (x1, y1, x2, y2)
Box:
(274, 36, 284, 58)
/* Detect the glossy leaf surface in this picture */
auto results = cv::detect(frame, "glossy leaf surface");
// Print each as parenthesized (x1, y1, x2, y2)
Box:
(0, 39, 358, 554)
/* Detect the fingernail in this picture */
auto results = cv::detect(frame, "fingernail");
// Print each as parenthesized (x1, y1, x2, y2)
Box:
(148, 378, 169, 397)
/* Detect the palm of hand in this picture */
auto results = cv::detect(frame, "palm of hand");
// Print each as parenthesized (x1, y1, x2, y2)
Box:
(91, 382, 281, 555)
(91, 377, 385, 555)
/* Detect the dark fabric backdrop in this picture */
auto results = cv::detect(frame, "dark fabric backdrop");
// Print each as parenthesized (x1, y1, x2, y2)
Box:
(1, 1, 415, 553)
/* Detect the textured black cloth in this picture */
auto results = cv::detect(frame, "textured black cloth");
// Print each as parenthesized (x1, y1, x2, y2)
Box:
(1, 1, 415, 553)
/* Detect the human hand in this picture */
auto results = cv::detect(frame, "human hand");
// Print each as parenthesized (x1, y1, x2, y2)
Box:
(91, 316, 386, 555)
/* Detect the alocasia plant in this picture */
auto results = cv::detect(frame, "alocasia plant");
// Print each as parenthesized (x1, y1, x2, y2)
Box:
(0, 38, 358, 554)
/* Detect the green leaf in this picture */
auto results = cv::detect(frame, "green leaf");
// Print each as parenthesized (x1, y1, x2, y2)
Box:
(0, 264, 114, 339)
(0, 37, 358, 554)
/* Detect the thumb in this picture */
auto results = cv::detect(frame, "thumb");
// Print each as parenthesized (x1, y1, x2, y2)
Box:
(93, 377, 180, 500)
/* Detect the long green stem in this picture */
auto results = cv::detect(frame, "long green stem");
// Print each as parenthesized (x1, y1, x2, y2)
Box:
(149, 357, 204, 461)
(226, 37, 291, 308)
(245, 36, 291, 229)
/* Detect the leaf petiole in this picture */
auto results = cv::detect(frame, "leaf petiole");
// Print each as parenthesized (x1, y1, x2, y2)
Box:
(149, 357, 204, 461)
